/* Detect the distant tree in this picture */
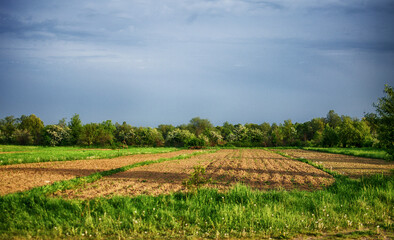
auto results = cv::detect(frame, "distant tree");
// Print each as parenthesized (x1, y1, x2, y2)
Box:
(204, 129, 224, 146)
(281, 120, 297, 146)
(165, 129, 196, 147)
(0, 116, 18, 144)
(114, 122, 135, 145)
(12, 129, 33, 145)
(18, 114, 44, 145)
(188, 117, 213, 137)
(372, 84, 394, 156)
(337, 116, 371, 147)
(68, 114, 82, 145)
(220, 121, 235, 142)
(322, 124, 339, 147)
(135, 127, 164, 147)
(325, 110, 342, 129)
(269, 123, 283, 147)
(248, 128, 266, 146)
(157, 124, 175, 140)
(42, 124, 71, 146)
(233, 124, 249, 143)
(310, 118, 325, 146)
(79, 123, 97, 146)
(363, 113, 379, 137)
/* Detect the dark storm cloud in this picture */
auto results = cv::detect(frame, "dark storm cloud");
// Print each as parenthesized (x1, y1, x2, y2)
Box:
(0, 0, 393, 126)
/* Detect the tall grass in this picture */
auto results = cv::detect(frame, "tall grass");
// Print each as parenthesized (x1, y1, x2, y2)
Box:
(304, 147, 390, 160)
(0, 146, 179, 165)
(0, 174, 392, 239)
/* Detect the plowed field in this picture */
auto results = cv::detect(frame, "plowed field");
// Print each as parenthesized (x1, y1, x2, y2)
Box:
(0, 150, 194, 195)
(58, 149, 334, 199)
(278, 149, 394, 178)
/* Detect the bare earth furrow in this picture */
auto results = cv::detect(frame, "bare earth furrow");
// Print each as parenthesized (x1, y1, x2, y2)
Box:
(279, 149, 393, 178)
(0, 150, 195, 195)
(54, 149, 335, 199)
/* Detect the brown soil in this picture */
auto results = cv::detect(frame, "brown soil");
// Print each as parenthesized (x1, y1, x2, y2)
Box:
(58, 149, 334, 199)
(278, 149, 394, 178)
(0, 150, 195, 195)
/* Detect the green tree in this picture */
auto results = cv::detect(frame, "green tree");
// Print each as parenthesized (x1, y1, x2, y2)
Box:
(188, 117, 213, 137)
(18, 114, 44, 145)
(220, 121, 235, 142)
(322, 124, 339, 147)
(68, 114, 82, 145)
(12, 129, 33, 145)
(157, 124, 175, 140)
(281, 119, 297, 146)
(269, 123, 283, 147)
(114, 122, 135, 145)
(325, 110, 341, 129)
(165, 129, 196, 147)
(42, 124, 71, 146)
(373, 84, 394, 156)
(0, 116, 18, 144)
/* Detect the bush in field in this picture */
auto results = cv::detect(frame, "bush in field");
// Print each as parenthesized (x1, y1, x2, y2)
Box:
(42, 124, 71, 146)
(166, 129, 196, 147)
(183, 165, 211, 190)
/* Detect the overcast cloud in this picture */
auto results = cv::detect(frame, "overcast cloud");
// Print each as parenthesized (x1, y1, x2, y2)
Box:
(0, 0, 393, 126)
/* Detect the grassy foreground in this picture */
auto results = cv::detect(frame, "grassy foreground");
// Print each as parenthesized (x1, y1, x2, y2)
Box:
(0, 145, 178, 165)
(303, 147, 390, 160)
(0, 173, 392, 239)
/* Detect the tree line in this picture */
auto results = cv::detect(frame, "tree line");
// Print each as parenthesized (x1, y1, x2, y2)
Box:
(0, 85, 392, 155)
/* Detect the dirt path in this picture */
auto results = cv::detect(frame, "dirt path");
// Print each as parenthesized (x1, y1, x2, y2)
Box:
(58, 149, 334, 199)
(0, 150, 195, 195)
(278, 149, 394, 178)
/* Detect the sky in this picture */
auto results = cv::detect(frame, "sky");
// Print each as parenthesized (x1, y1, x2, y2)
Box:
(0, 0, 393, 127)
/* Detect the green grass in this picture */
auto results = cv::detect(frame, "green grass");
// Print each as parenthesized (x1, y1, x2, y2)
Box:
(0, 145, 45, 152)
(0, 145, 179, 165)
(303, 147, 390, 160)
(0, 174, 392, 239)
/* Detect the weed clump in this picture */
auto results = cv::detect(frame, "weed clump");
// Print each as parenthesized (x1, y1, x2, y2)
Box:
(183, 165, 211, 190)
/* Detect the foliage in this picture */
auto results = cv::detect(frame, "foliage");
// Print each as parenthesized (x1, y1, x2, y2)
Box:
(42, 124, 71, 146)
(183, 165, 212, 190)
(322, 124, 339, 147)
(165, 129, 196, 147)
(68, 114, 82, 145)
(12, 129, 33, 145)
(18, 114, 44, 145)
(187, 117, 213, 137)
(373, 84, 394, 157)
(0, 116, 18, 144)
